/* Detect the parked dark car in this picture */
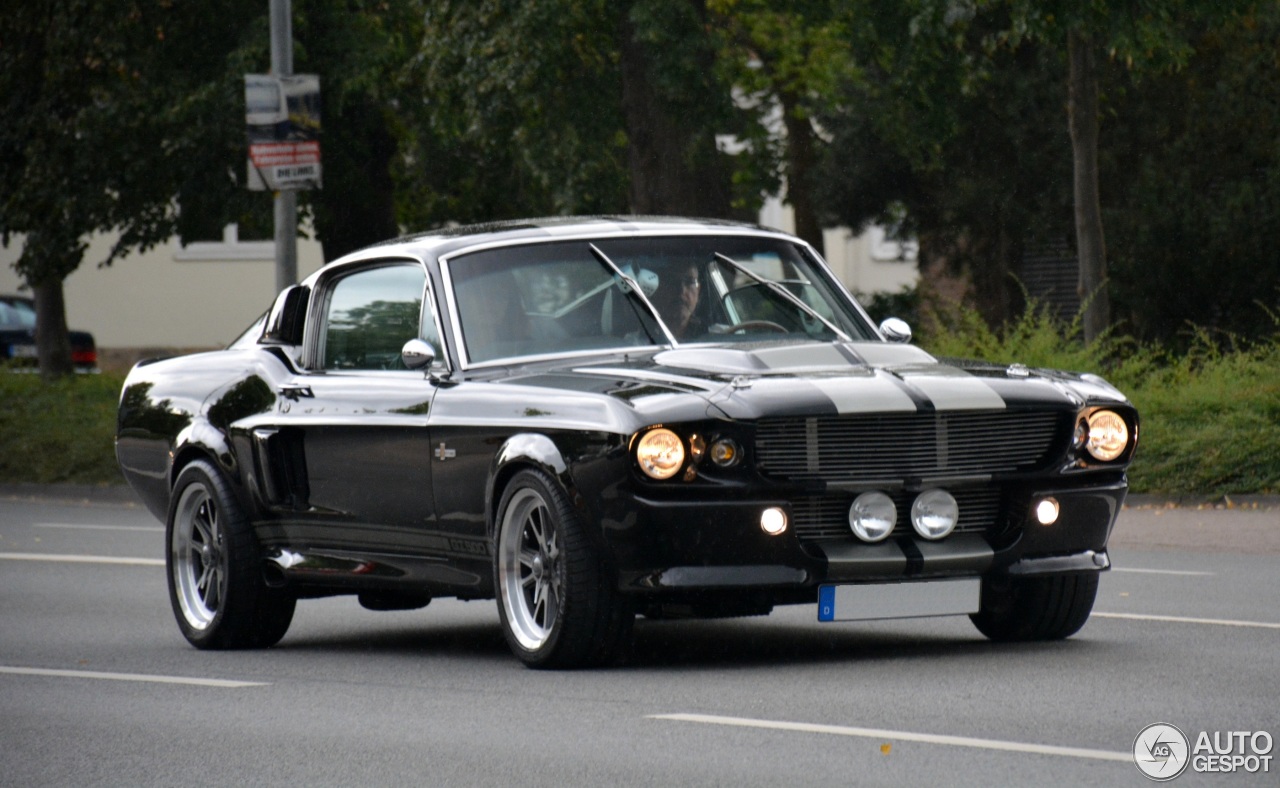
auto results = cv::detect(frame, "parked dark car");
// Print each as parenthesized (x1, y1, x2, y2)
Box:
(115, 217, 1138, 668)
(0, 294, 98, 372)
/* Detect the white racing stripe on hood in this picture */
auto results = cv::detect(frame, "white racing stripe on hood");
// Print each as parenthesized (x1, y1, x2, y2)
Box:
(900, 367, 1006, 411)
(810, 374, 918, 414)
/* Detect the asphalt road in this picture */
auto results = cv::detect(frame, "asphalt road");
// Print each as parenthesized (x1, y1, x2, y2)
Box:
(1, 492, 1277, 786)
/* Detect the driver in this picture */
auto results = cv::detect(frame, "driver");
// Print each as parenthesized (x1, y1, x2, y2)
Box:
(651, 262, 704, 339)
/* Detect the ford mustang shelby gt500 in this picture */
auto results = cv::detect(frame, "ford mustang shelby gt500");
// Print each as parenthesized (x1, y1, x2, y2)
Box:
(116, 217, 1138, 668)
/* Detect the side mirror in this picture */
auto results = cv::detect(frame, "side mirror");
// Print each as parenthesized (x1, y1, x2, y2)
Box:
(261, 285, 310, 345)
(401, 338, 437, 371)
(879, 317, 913, 344)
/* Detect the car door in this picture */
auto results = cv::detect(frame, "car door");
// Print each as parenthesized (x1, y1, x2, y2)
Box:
(269, 260, 445, 556)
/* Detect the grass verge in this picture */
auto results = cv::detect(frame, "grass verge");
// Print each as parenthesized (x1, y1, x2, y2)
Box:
(0, 370, 126, 485)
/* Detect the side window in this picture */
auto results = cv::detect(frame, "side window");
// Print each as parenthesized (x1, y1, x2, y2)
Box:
(319, 264, 432, 371)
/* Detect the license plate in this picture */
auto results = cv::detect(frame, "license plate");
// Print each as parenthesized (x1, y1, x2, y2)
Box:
(10, 345, 37, 359)
(818, 578, 981, 622)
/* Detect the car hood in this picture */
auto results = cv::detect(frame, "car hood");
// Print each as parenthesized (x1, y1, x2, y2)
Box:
(506, 341, 1128, 424)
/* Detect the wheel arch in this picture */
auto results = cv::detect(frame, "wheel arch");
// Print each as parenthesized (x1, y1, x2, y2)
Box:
(169, 418, 254, 516)
(485, 433, 573, 539)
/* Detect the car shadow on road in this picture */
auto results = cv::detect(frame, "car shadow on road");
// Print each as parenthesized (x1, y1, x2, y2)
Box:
(618, 617, 1118, 670)
(267, 608, 1125, 671)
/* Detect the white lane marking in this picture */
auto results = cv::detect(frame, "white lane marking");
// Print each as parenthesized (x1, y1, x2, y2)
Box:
(649, 713, 1131, 763)
(1110, 567, 1214, 576)
(0, 666, 267, 688)
(1093, 612, 1280, 630)
(34, 522, 162, 532)
(0, 552, 163, 566)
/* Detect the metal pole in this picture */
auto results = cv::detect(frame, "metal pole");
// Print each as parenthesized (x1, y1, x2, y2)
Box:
(270, 0, 297, 293)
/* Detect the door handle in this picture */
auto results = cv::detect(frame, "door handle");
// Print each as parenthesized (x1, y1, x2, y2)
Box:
(278, 384, 314, 401)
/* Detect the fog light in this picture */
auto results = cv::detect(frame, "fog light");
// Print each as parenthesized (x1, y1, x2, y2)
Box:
(911, 489, 959, 540)
(761, 507, 787, 535)
(1034, 497, 1060, 525)
(849, 492, 897, 543)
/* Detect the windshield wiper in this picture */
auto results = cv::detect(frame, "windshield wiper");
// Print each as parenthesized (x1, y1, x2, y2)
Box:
(587, 244, 679, 347)
(712, 252, 852, 342)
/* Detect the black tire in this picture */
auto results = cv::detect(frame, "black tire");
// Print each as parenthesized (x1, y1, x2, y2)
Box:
(166, 459, 296, 649)
(970, 572, 1099, 642)
(494, 469, 633, 669)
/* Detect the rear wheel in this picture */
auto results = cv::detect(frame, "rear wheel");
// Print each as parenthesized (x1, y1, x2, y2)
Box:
(167, 459, 295, 649)
(495, 469, 632, 669)
(970, 573, 1099, 641)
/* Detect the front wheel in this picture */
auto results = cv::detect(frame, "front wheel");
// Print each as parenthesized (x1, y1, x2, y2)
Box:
(970, 573, 1099, 642)
(495, 469, 632, 669)
(167, 459, 295, 649)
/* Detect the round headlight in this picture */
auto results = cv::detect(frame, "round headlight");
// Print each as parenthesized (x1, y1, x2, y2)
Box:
(708, 438, 741, 468)
(911, 489, 959, 540)
(849, 492, 897, 543)
(1085, 410, 1129, 462)
(636, 428, 685, 480)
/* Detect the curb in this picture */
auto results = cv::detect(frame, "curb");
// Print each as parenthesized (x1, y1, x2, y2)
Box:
(1124, 493, 1280, 510)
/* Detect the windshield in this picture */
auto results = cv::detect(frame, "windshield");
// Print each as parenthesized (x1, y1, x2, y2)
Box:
(445, 234, 877, 366)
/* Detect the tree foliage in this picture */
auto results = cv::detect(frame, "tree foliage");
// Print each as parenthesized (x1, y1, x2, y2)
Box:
(3, 0, 1277, 379)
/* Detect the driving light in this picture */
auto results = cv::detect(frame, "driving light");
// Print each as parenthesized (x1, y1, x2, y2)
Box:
(636, 428, 684, 480)
(911, 489, 959, 540)
(849, 492, 897, 543)
(1085, 410, 1129, 461)
(760, 507, 788, 535)
(1034, 497, 1060, 526)
(709, 438, 741, 468)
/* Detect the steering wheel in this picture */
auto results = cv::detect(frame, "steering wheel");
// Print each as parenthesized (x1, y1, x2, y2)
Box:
(728, 320, 789, 334)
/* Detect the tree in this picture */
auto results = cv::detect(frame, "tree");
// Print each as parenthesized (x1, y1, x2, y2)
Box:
(1103, 4, 1280, 344)
(976, 0, 1238, 341)
(707, 0, 855, 250)
(405, 0, 743, 224)
(818, 1, 1075, 325)
(0, 1, 264, 378)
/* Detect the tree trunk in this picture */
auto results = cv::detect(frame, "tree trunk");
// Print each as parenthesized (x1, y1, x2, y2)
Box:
(32, 278, 73, 381)
(313, 96, 399, 263)
(618, 3, 734, 218)
(1068, 29, 1110, 341)
(779, 90, 824, 255)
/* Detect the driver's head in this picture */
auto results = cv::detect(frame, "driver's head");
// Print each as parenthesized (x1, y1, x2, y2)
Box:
(653, 262, 700, 337)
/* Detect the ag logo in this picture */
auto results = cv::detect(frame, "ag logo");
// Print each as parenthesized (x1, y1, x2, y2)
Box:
(1134, 722, 1190, 781)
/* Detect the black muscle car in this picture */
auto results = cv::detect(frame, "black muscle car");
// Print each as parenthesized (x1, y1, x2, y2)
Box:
(116, 217, 1138, 668)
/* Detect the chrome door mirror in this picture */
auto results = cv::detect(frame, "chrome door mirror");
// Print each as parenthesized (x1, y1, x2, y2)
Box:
(879, 317, 913, 343)
(401, 338, 437, 370)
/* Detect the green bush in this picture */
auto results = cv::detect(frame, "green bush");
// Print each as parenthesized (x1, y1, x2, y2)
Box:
(0, 370, 126, 485)
(918, 302, 1280, 496)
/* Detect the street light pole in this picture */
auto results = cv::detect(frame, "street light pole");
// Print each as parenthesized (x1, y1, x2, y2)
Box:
(270, 0, 297, 293)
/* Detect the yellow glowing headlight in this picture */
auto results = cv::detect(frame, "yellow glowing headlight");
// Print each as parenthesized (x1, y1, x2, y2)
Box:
(1085, 410, 1129, 461)
(636, 428, 685, 480)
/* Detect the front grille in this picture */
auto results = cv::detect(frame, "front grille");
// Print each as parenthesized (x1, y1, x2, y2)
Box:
(791, 486, 1004, 541)
(756, 410, 1065, 482)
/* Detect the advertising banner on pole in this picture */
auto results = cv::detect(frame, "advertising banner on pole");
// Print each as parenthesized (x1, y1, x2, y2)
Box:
(245, 74, 322, 191)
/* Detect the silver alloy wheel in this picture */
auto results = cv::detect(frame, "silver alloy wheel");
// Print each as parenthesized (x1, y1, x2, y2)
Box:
(171, 482, 225, 631)
(498, 487, 562, 651)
